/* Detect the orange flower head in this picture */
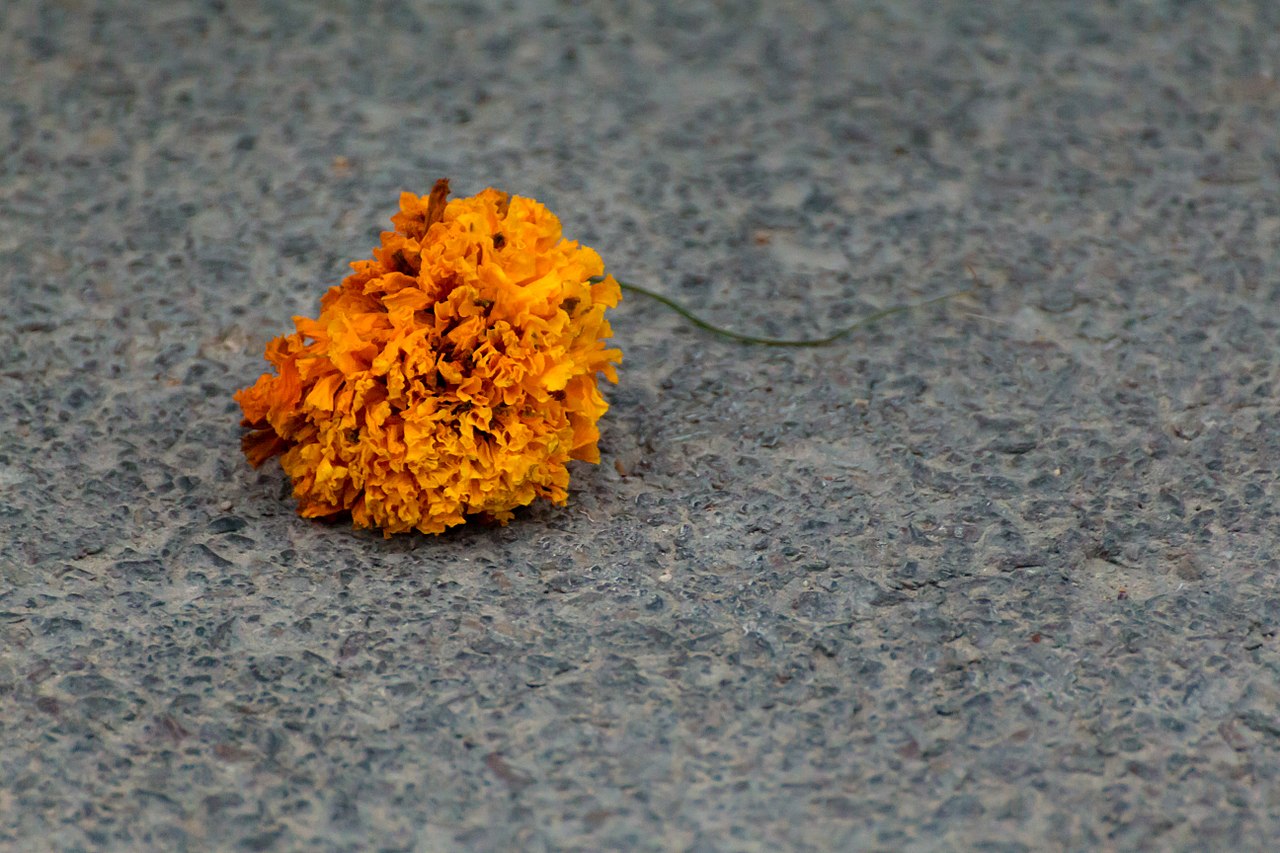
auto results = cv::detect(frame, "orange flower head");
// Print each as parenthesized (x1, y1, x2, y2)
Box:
(235, 180, 622, 535)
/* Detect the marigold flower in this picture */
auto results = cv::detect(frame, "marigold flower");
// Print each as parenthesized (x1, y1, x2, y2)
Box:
(235, 180, 621, 535)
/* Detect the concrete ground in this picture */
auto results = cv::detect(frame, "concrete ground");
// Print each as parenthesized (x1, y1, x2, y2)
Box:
(2, 1, 1279, 850)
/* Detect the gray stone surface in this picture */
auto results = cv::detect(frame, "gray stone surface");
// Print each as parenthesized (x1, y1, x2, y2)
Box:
(2, 0, 1279, 850)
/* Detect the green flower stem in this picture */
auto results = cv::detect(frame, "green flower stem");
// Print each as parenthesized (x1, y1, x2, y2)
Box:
(604, 278, 977, 347)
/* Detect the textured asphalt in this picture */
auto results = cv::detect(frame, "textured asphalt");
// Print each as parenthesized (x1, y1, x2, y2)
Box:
(2, 1, 1279, 850)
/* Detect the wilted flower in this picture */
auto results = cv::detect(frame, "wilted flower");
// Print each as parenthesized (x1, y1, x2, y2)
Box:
(235, 180, 621, 535)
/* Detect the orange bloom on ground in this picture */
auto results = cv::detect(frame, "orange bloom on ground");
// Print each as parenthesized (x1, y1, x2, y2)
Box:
(235, 180, 621, 535)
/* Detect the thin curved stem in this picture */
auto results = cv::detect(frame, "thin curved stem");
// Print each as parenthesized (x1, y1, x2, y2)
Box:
(606, 278, 977, 347)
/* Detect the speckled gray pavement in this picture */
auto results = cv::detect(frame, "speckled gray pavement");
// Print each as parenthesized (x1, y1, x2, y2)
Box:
(3, 1, 1280, 850)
